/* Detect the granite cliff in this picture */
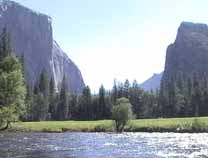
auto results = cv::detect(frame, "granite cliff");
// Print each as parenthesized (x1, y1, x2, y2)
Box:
(162, 22, 208, 83)
(0, 0, 85, 93)
(141, 22, 208, 91)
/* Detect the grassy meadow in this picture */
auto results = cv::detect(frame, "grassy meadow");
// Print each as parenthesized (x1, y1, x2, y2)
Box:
(10, 117, 208, 133)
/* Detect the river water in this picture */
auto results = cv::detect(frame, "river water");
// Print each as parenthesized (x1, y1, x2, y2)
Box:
(0, 132, 208, 158)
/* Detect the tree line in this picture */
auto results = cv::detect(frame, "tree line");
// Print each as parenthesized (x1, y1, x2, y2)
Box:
(1, 28, 208, 128)
(24, 64, 208, 121)
(24, 70, 161, 121)
(159, 72, 208, 118)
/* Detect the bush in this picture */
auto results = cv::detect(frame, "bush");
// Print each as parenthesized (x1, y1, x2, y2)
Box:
(112, 98, 133, 132)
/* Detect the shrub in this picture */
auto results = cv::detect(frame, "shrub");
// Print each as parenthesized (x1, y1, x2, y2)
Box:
(112, 98, 133, 132)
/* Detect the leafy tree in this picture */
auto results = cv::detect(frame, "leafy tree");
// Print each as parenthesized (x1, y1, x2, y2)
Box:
(0, 106, 18, 130)
(112, 97, 133, 132)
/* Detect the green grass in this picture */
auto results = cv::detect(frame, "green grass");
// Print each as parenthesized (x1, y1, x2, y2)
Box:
(12, 120, 114, 132)
(127, 117, 208, 132)
(10, 117, 208, 133)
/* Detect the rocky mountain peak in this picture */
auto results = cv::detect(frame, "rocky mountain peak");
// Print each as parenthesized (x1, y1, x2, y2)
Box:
(175, 22, 208, 46)
(162, 21, 208, 83)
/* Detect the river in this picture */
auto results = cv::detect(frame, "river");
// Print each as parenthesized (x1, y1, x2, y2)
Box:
(0, 132, 208, 158)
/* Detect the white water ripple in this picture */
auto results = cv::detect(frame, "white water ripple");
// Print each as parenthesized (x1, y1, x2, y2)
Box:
(1, 132, 208, 158)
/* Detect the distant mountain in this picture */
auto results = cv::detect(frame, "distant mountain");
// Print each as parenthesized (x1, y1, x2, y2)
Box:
(140, 72, 163, 91)
(0, 0, 85, 93)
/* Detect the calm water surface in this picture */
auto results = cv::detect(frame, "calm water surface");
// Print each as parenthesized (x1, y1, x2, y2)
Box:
(0, 132, 208, 158)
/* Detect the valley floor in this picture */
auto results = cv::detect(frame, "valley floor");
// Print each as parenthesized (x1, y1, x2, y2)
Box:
(8, 117, 208, 133)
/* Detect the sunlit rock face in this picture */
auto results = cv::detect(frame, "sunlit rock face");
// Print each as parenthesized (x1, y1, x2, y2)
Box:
(0, 0, 85, 93)
(52, 41, 85, 92)
(162, 22, 208, 82)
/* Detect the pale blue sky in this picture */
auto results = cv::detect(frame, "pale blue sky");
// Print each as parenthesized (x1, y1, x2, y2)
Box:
(13, 0, 208, 91)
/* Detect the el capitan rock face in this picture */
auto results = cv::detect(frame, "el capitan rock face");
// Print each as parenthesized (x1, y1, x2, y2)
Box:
(162, 22, 208, 83)
(0, 0, 85, 93)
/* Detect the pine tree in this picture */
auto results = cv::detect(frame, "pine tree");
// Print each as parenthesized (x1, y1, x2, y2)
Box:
(70, 94, 78, 120)
(98, 85, 109, 119)
(176, 71, 185, 94)
(39, 69, 49, 120)
(159, 81, 168, 117)
(123, 79, 130, 98)
(32, 69, 50, 121)
(25, 84, 33, 121)
(117, 82, 124, 98)
(49, 78, 56, 119)
(57, 75, 69, 120)
(191, 74, 201, 117)
(129, 80, 143, 118)
(39, 69, 49, 97)
(112, 79, 118, 104)
(19, 54, 25, 79)
(0, 29, 26, 129)
(77, 86, 92, 120)
(33, 93, 46, 121)
(185, 77, 193, 116)
(199, 74, 208, 116)
(0, 28, 11, 62)
(175, 93, 186, 116)
(167, 79, 177, 117)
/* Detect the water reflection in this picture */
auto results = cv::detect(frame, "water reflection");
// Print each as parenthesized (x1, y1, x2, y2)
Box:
(0, 132, 208, 158)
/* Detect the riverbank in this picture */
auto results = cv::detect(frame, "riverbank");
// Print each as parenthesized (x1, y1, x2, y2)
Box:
(7, 117, 208, 133)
